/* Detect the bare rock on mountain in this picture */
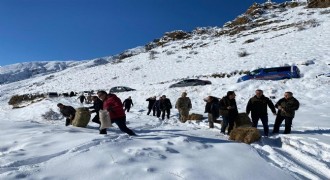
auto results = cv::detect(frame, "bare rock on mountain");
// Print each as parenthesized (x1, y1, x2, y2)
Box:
(308, 0, 330, 8)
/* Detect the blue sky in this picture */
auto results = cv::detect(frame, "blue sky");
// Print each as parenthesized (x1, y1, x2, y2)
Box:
(0, 0, 285, 66)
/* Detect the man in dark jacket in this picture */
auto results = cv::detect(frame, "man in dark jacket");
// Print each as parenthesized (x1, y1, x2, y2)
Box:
(78, 94, 87, 104)
(153, 96, 162, 118)
(204, 96, 221, 128)
(123, 96, 133, 112)
(272, 91, 300, 134)
(246, 89, 276, 136)
(146, 96, 156, 116)
(219, 91, 238, 135)
(97, 91, 136, 136)
(57, 103, 76, 126)
(88, 96, 103, 128)
(160, 95, 172, 120)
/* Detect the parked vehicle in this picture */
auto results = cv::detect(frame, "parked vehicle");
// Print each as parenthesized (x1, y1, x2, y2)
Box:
(169, 79, 212, 88)
(109, 86, 136, 93)
(237, 65, 301, 82)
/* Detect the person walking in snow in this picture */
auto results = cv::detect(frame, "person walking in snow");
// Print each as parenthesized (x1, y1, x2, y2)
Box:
(146, 96, 157, 116)
(204, 96, 222, 128)
(97, 91, 136, 136)
(78, 94, 87, 104)
(160, 95, 172, 120)
(57, 103, 76, 126)
(272, 91, 300, 134)
(219, 91, 238, 135)
(153, 96, 163, 118)
(246, 89, 276, 136)
(175, 92, 192, 123)
(123, 96, 134, 112)
(88, 96, 105, 134)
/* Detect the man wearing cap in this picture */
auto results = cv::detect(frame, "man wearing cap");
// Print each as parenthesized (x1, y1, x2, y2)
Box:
(175, 92, 192, 123)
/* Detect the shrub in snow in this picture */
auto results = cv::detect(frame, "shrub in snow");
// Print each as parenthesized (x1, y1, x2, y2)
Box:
(319, 9, 330, 14)
(237, 49, 249, 57)
(8, 94, 45, 106)
(166, 51, 175, 55)
(243, 39, 256, 44)
(41, 109, 62, 120)
(300, 60, 315, 66)
(149, 50, 158, 60)
(131, 67, 141, 71)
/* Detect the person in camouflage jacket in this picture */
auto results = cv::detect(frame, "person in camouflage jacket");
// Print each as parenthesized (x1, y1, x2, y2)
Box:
(272, 91, 300, 134)
(175, 92, 192, 123)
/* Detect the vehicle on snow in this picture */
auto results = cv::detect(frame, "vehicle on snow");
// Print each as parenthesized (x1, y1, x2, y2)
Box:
(237, 65, 301, 83)
(109, 86, 136, 93)
(169, 79, 212, 88)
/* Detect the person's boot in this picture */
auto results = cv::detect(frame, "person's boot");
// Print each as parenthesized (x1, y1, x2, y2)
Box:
(65, 119, 70, 126)
(99, 129, 107, 134)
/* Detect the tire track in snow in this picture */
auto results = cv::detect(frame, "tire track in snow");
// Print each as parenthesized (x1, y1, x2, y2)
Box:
(252, 135, 330, 180)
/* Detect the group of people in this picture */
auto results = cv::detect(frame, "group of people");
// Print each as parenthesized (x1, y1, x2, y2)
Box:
(58, 89, 299, 137)
(146, 95, 173, 120)
(58, 91, 136, 136)
(204, 90, 300, 136)
(171, 89, 299, 136)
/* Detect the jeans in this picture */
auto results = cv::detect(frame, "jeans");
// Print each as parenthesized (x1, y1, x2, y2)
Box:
(221, 116, 234, 135)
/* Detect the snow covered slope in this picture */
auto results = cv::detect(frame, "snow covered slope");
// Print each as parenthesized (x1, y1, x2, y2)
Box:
(0, 1, 329, 179)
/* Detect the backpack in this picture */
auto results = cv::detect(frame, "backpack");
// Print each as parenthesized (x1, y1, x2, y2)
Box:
(211, 101, 220, 118)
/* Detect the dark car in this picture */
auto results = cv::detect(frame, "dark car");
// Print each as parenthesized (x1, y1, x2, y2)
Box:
(237, 65, 301, 83)
(109, 86, 136, 93)
(169, 79, 212, 88)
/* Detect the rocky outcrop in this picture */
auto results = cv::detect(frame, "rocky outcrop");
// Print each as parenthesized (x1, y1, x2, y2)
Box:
(308, 0, 330, 8)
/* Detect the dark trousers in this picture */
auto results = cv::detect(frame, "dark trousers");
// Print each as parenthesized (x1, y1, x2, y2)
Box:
(252, 115, 269, 136)
(125, 107, 131, 112)
(273, 115, 294, 134)
(221, 116, 234, 135)
(112, 116, 136, 136)
(147, 107, 156, 116)
(161, 109, 171, 120)
(92, 114, 100, 124)
(156, 109, 161, 118)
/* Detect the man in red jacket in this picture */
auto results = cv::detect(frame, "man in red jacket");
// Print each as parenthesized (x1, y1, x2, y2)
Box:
(97, 91, 136, 135)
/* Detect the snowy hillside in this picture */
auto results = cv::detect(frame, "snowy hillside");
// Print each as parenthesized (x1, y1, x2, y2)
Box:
(0, 1, 330, 179)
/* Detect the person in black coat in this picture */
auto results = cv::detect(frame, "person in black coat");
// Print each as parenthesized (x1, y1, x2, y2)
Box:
(146, 96, 157, 116)
(246, 89, 276, 136)
(78, 94, 87, 104)
(88, 96, 103, 125)
(272, 91, 300, 134)
(123, 96, 134, 112)
(57, 103, 76, 126)
(153, 97, 162, 118)
(219, 91, 238, 135)
(159, 95, 172, 120)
